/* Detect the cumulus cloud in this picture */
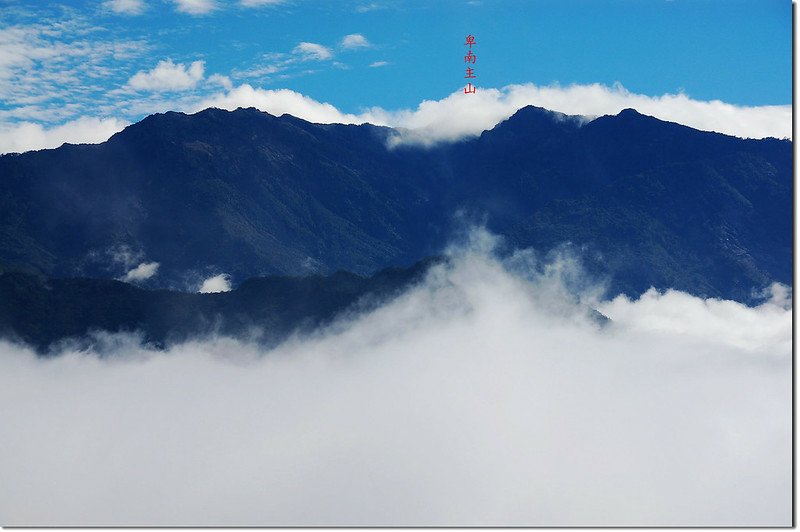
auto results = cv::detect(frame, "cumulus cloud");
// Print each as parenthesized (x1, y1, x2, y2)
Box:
(173, 0, 218, 15)
(121, 261, 160, 282)
(293, 42, 333, 61)
(0, 231, 790, 526)
(103, 0, 146, 15)
(0, 116, 128, 154)
(341, 33, 370, 49)
(199, 273, 232, 293)
(126, 59, 205, 92)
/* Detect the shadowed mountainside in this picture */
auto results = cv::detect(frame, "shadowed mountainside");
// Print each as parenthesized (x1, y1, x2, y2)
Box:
(0, 258, 441, 353)
(0, 105, 791, 302)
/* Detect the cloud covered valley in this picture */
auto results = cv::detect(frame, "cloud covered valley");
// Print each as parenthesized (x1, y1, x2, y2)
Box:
(0, 231, 791, 526)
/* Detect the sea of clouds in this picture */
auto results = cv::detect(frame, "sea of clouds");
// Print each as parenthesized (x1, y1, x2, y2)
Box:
(0, 230, 791, 526)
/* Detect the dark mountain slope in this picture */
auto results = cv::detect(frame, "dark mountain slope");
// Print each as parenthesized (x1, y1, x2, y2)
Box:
(0, 258, 441, 353)
(447, 108, 791, 299)
(0, 108, 445, 281)
(0, 105, 790, 302)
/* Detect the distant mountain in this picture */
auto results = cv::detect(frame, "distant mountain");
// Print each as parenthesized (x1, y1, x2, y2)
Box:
(0, 257, 613, 354)
(0, 258, 440, 353)
(0, 106, 791, 302)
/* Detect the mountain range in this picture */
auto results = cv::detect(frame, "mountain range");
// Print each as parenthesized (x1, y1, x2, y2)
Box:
(0, 104, 791, 349)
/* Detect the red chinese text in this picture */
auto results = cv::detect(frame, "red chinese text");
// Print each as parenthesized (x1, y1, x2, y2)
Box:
(464, 34, 477, 94)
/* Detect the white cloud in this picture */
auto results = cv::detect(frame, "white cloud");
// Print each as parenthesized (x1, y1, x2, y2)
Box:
(293, 42, 333, 61)
(196, 82, 791, 147)
(369, 60, 389, 68)
(127, 59, 205, 92)
(599, 287, 792, 354)
(103, 0, 146, 15)
(240, 0, 284, 6)
(371, 82, 793, 147)
(199, 273, 232, 293)
(0, 116, 128, 153)
(235, 63, 281, 78)
(174, 0, 218, 15)
(341, 33, 370, 50)
(0, 232, 790, 526)
(121, 261, 160, 282)
(198, 84, 368, 123)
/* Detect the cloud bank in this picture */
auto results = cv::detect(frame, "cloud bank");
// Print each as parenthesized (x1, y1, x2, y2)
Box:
(199, 82, 792, 146)
(0, 232, 790, 526)
(0, 116, 129, 154)
(0, 82, 791, 154)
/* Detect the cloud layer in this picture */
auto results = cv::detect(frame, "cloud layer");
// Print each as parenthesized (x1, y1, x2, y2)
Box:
(0, 232, 790, 526)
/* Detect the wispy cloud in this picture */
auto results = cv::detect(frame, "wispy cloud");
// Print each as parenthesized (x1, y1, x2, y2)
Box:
(369, 60, 389, 68)
(102, 0, 146, 15)
(355, 2, 385, 12)
(293, 42, 333, 61)
(173, 0, 217, 15)
(121, 261, 160, 282)
(0, 16, 147, 114)
(239, 0, 285, 6)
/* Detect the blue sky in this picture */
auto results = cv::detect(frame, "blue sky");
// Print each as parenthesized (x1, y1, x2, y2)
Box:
(0, 0, 791, 152)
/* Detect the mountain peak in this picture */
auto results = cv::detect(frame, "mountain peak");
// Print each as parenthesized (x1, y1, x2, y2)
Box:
(507, 105, 580, 124)
(486, 105, 583, 140)
(617, 107, 641, 117)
